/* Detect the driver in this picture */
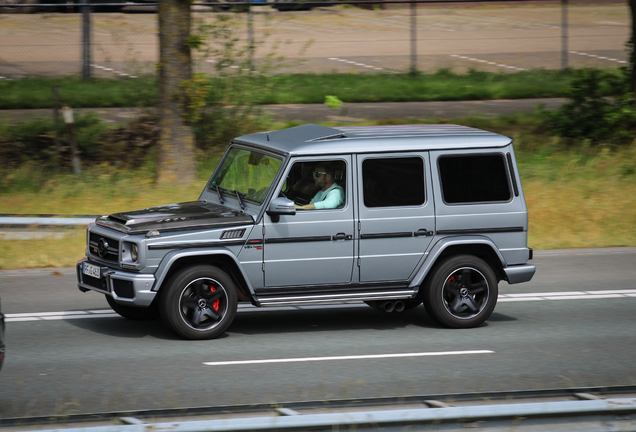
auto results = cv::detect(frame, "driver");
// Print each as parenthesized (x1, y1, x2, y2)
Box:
(296, 163, 344, 210)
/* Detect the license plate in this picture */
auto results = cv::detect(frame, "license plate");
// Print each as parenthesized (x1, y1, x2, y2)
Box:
(83, 262, 101, 279)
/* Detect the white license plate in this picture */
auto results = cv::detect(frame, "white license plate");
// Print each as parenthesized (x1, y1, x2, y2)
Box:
(83, 262, 101, 279)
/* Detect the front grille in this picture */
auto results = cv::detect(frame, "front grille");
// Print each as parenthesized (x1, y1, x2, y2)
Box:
(89, 232, 120, 263)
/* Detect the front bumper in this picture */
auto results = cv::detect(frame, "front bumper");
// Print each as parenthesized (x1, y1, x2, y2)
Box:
(76, 258, 157, 307)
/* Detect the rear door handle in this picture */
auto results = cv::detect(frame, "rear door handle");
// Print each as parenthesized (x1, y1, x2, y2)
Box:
(415, 229, 434, 237)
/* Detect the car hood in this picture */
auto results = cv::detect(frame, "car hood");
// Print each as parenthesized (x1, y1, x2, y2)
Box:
(96, 201, 254, 234)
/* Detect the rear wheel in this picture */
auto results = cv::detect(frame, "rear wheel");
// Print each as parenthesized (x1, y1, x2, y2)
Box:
(160, 265, 238, 340)
(106, 295, 160, 321)
(424, 255, 498, 328)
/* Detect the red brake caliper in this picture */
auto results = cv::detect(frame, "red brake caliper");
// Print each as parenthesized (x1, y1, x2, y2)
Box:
(210, 285, 220, 311)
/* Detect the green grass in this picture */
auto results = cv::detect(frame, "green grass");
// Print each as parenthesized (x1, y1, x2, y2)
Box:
(0, 68, 620, 109)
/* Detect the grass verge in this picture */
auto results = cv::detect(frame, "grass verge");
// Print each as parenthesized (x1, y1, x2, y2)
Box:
(0, 69, 617, 110)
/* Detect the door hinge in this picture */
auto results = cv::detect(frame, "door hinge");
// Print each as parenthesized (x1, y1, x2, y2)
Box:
(262, 262, 265, 272)
(357, 258, 361, 267)
(358, 221, 361, 231)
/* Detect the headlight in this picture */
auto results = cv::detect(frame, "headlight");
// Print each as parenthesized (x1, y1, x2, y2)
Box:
(131, 244, 139, 262)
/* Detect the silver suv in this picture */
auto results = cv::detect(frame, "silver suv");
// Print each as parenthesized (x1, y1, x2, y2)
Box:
(77, 124, 535, 340)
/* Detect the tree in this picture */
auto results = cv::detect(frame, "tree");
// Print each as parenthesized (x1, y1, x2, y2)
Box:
(156, 0, 196, 185)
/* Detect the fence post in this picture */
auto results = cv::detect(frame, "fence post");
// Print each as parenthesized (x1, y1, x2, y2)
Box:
(82, 0, 92, 78)
(561, 0, 568, 69)
(248, 2, 254, 71)
(410, 1, 417, 74)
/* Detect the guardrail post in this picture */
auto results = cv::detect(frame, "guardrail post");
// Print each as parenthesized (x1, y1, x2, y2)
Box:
(82, 0, 92, 78)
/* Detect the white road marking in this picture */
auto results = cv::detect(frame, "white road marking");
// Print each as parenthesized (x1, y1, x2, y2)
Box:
(5, 289, 636, 323)
(450, 54, 525, 71)
(329, 57, 385, 71)
(569, 51, 628, 64)
(90, 63, 139, 78)
(203, 350, 494, 366)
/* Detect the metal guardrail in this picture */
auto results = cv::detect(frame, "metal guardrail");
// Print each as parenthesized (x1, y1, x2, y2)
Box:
(3, 386, 636, 431)
(0, 214, 97, 227)
(12, 397, 636, 432)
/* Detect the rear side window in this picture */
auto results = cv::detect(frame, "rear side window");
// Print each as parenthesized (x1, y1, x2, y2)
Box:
(362, 157, 425, 207)
(438, 154, 511, 204)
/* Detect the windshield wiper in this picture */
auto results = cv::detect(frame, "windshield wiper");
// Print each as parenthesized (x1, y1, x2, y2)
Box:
(233, 190, 247, 213)
(214, 184, 226, 204)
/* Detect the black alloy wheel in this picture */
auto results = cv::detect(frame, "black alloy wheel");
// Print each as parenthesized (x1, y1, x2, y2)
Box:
(160, 265, 238, 340)
(424, 255, 498, 328)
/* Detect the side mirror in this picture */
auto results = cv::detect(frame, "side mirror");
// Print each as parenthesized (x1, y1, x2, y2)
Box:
(267, 197, 296, 222)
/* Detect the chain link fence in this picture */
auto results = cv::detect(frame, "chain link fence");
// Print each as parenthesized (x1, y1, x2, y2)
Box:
(0, 0, 630, 80)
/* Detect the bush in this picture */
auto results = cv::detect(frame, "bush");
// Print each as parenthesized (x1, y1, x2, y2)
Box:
(542, 68, 636, 145)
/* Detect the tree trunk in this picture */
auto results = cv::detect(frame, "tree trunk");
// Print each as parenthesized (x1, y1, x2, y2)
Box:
(156, 0, 196, 186)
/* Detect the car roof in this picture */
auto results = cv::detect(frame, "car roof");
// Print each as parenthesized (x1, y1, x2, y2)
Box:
(233, 124, 513, 156)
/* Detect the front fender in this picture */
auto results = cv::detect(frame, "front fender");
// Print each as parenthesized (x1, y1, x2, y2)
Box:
(152, 247, 255, 296)
(409, 236, 507, 289)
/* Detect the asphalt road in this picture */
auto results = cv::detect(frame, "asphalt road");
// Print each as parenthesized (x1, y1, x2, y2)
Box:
(1, 247, 635, 419)
(0, 4, 629, 78)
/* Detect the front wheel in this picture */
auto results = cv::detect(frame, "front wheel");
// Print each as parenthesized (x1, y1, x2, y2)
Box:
(160, 265, 238, 340)
(424, 255, 498, 328)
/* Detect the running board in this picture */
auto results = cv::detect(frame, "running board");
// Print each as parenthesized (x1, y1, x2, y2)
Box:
(256, 289, 415, 306)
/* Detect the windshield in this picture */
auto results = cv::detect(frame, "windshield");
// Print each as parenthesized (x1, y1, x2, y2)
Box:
(210, 148, 283, 205)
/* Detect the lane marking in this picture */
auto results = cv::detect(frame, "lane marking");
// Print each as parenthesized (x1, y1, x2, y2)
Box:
(329, 57, 385, 72)
(203, 350, 494, 366)
(6, 289, 636, 322)
(450, 54, 525, 71)
(91, 63, 138, 78)
(569, 51, 628, 64)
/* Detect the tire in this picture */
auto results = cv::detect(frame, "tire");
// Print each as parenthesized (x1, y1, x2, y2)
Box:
(0, 0, 39, 14)
(106, 295, 160, 321)
(424, 255, 498, 328)
(160, 265, 238, 340)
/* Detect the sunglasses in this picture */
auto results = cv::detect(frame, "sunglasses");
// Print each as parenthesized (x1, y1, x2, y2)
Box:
(312, 171, 327, 178)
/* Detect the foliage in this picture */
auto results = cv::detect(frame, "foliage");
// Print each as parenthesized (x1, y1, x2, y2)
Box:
(541, 68, 636, 145)
(185, 13, 311, 149)
(0, 76, 157, 109)
(325, 95, 344, 110)
(0, 69, 610, 110)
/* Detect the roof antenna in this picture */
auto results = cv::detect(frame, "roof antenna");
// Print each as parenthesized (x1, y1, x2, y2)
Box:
(267, 134, 270, 141)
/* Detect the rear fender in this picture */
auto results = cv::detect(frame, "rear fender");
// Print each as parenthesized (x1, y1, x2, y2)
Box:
(409, 236, 507, 290)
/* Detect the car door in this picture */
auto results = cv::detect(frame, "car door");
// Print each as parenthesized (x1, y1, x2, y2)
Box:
(356, 152, 435, 283)
(263, 156, 355, 287)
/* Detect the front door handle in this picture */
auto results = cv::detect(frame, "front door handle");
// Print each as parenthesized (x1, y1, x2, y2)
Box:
(333, 233, 352, 241)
